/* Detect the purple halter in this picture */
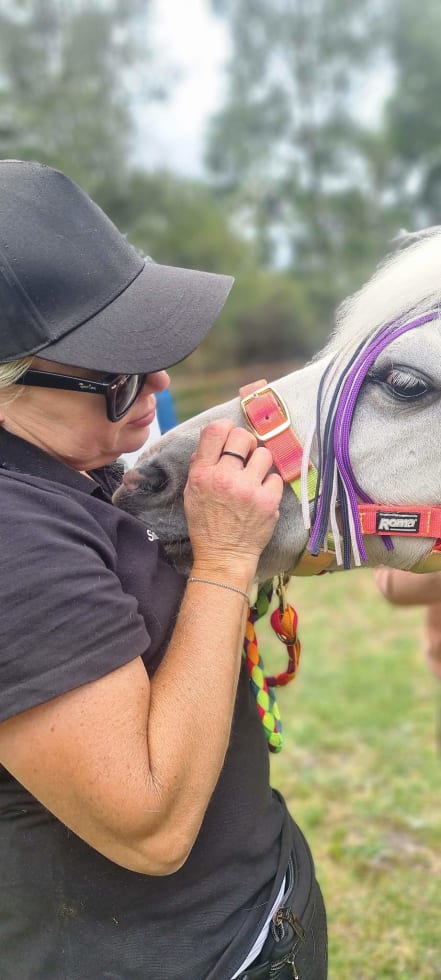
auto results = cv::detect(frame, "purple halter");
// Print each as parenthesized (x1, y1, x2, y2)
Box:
(308, 311, 439, 568)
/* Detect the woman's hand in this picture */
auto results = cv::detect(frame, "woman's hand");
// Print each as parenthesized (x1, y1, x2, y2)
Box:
(184, 418, 283, 586)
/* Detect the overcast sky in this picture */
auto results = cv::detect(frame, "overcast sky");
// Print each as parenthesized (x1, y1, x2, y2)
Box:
(134, 0, 230, 176)
(133, 1, 391, 178)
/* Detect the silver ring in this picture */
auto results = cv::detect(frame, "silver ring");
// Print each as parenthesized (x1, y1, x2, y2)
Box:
(221, 450, 247, 464)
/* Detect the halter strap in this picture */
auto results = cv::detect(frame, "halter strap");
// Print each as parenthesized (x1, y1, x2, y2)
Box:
(241, 386, 317, 497)
(358, 504, 441, 538)
(242, 385, 333, 574)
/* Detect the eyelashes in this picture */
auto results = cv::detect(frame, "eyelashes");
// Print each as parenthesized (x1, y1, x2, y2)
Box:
(367, 364, 433, 401)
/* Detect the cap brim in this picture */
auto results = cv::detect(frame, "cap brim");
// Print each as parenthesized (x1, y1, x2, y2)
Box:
(42, 262, 234, 374)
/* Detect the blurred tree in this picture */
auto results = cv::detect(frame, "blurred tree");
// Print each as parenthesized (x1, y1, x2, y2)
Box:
(101, 169, 251, 275)
(103, 169, 315, 370)
(218, 267, 319, 364)
(0, 0, 162, 197)
(384, 0, 441, 226)
(0, 2, 274, 370)
(8, 0, 441, 372)
(207, 0, 411, 344)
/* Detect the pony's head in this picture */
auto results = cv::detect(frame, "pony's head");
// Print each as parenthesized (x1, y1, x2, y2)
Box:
(115, 229, 441, 581)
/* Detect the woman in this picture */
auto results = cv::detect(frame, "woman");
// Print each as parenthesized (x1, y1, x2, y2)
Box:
(0, 160, 327, 980)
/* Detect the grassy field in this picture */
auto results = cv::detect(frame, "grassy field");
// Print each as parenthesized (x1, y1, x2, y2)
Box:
(256, 569, 440, 979)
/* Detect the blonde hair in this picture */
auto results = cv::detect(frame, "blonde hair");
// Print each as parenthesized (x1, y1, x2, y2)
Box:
(0, 356, 33, 406)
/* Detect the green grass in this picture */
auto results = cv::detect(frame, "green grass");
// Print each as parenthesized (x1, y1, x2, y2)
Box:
(256, 569, 440, 979)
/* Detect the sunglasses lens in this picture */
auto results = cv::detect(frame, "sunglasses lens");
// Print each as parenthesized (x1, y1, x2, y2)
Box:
(114, 374, 145, 419)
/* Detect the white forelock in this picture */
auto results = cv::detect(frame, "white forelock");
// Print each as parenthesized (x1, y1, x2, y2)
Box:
(325, 229, 441, 360)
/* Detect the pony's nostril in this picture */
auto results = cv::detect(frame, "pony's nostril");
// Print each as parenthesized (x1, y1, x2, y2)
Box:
(122, 464, 169, 493)
(137, 463, 170, 493)
(123, 467, 143, 489)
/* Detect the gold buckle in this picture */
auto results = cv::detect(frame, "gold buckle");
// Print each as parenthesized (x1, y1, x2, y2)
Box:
(240, 384, 292, 442)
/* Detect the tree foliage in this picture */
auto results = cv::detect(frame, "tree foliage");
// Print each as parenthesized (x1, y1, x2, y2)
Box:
(106, 171, 320, 371)
(384, 0, 441, 224)
(102, 170, 250, 275)
(0, 0, 156, 194)
(205, 0, 441, 359)
(207, 0, 392, 275)
(2, 0, 441, 370)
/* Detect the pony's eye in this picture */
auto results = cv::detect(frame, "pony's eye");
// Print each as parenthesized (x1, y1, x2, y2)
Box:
(369, 365, 432, 400)
(385, 368, 431, 399)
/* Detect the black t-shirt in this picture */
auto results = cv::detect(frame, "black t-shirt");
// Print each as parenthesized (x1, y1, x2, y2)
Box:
(0, 428, 292, 980)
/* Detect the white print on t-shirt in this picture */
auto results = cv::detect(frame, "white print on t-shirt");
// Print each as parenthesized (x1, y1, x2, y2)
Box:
(146, 528, 159, 542)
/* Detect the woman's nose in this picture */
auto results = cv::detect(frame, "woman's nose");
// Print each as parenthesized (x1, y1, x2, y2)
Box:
(145, 370, 170, 393)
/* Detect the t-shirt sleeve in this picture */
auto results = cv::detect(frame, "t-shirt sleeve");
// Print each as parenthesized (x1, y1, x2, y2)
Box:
(0, 478, 151, 722)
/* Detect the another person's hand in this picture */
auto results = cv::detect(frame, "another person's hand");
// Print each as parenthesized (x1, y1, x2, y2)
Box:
(421, 605, 441, 680)
(374, 568, 441, 679)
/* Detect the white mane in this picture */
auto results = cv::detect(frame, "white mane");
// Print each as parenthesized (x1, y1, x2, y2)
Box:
(325, 229, 441, 362)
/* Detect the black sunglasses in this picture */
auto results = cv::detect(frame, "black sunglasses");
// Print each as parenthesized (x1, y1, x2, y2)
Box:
(19, 369, 146, 422)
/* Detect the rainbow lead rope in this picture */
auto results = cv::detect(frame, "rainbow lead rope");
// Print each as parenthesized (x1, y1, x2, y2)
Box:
(243, 577, 301, 752)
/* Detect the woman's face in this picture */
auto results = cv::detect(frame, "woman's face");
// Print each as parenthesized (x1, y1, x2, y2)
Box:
(0, 356, 170, 470)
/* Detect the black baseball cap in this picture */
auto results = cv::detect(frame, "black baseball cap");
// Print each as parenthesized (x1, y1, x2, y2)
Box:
(0, 160, 234, 374)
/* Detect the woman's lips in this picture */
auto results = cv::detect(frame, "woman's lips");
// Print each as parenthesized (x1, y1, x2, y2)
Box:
(128, 407, 157, 427)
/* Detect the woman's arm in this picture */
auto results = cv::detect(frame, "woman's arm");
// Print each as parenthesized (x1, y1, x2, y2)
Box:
(0, 420, 283, 874)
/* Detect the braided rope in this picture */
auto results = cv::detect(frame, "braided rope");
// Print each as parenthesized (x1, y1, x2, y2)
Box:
(243, 580, 301, 752)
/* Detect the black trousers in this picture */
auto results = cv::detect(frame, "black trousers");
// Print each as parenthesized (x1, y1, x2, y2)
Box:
(235, 825, 328, 980)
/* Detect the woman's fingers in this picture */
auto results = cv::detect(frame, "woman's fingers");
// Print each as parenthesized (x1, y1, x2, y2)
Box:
(192, 421, 257, 467)
(184, 418, 282, 574)
(189, 422, 277, 489)
(220, 429, 257, 464)
(244, 445, 275, 481)
(192, 420, 235, 464)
